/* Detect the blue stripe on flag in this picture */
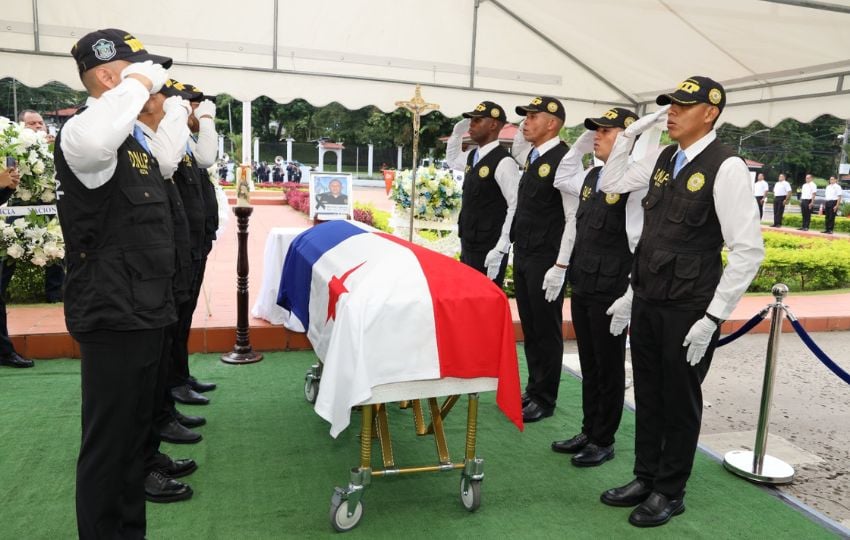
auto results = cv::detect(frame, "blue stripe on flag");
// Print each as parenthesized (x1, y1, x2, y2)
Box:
(277, 221, 368, 330)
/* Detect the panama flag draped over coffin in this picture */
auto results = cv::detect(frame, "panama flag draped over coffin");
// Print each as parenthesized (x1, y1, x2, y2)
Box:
(277, 220, 523, 437)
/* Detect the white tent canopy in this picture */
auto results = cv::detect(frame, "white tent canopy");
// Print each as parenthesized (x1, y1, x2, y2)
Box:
(2, 0, 850, 126)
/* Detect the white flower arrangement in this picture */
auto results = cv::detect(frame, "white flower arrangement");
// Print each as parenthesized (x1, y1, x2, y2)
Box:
(0, 213, 65, 267)
(0, 117, 57, 205)
(391, 166, 461, 221)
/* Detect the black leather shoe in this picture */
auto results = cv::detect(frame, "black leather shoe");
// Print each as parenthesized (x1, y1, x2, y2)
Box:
(175, 410, 206, 428)
(571, 443, 614, 467)
(0, 353, 34, 368)
(600, 478, 653, 507)
(187, 375, 217, 393)
(157, 457, 197, 479)
(145, 471, 193, 503)
(171, 384, 210, 405)
(522, 401, 554, 423)
(551, 432, 588, 454)
(159, 420, 203, 444)
(521, 392, 531, 407)
(628, 492, 685, 527)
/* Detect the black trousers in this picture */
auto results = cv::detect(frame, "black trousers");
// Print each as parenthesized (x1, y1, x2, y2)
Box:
(570, 294, 626, 447)
(772, 195, 786, 226)
(755, 196, 764, 219)
(514, 251, 564, 409)
(75, 327, 163, 540)
(800, 199, 813, 229)
(0, 290, 14, 357)
(168, 258, 205, 387)
(459, 241, 509, 288)
(147, 321, 178, 472)
(825, 200, 838, 232)
(630, 298, 718, 498)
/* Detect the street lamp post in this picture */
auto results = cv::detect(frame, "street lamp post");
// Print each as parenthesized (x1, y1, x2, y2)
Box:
(738, 128, 771, 154)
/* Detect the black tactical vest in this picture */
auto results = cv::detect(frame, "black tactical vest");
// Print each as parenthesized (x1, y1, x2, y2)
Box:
(198, 168, 219, 256)
(54, 114, 176, 333)
(570, 167, 632, 301)
(163, 178, 192, 305)
(458, 144, 510, 251)
(512, 141, 569, 257)
(173, 150, 206, 261)
(633, 139, 738, 309)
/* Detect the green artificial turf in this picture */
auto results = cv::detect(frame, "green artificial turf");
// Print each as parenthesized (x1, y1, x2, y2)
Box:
(0, 351, 837, 539)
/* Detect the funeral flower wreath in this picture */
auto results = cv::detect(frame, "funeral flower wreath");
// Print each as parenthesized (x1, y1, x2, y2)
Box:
(391, 167, 461, 221)
(0, 117, 57, 205)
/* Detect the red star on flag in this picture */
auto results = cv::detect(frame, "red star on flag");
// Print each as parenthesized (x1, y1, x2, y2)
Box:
(326, 261, 366, 323)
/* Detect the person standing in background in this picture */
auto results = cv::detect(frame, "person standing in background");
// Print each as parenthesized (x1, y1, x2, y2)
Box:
(771, 173, 792, 227)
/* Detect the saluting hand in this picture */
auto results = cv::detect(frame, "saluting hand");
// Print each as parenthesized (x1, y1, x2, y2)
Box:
(121, 60, 169, 94)
(624, 104, 670, 138)
(452, 118, 470, 136)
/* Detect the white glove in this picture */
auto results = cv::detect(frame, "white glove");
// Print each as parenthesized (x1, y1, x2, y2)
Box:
(484, 248, 504, 280)
(194, 99, 216, 121)
(452, 118, 470, 136)
(541, 265, 567, 302)
(512, 119, 532, 161)
(624, 104, 670, 138)
(571, 129, 595, 156)
(163, 96, 192, 117)
(683, 315, 718, 366)
(121, 60, 168, 94)
(605, 287, 633, 336)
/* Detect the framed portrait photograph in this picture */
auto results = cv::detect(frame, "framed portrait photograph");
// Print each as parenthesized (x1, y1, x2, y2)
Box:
(309, 172, 353, 219)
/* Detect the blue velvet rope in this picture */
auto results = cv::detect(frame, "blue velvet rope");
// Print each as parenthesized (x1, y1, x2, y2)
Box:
(790, 319, 850, 385)
(717, 310, 768, 347)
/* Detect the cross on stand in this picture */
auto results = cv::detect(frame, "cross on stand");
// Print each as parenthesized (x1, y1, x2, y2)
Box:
(395, 85, 439, 242)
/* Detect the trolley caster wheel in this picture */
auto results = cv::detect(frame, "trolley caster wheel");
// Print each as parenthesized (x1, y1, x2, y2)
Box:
(304, 378, 319, 404)
(460, 477, 481, 512)
(330, 497, 364, 532)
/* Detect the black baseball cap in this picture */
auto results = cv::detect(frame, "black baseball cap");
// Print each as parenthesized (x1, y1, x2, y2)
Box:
(515, 96, 565, 122)
(584, 107, 638, 130)
(160, 79, 205, 101)
(71, 28, 172, 74)
(656, 76, 726, 112)
(462, 101, 506, 122)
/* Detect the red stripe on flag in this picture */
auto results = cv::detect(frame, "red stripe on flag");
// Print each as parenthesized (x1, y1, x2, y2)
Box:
(377, 233, 523, 431)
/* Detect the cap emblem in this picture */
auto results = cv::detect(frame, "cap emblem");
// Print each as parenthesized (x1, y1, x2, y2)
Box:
(92, 39, 116, 61)
(547, 102, 558, 113)
(603, 109, 618, 119)
(531, 97, 543, 105)
(624, 117, 635, 127)
(475, 103, 487, 112)
(123, 35, 145, 53)
(708, 88, 722, 105)
(490, 108, 500, 118)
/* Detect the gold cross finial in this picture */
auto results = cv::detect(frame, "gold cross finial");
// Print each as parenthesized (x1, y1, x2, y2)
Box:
(395, 84, 440, 115)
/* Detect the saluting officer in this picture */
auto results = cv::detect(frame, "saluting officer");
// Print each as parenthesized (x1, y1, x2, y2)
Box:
(550, 107, 645, 467)
(136, 82, 200, 503)
(168, 82, 220, 404)
(511, 96, 575, 423)
(597, 77, 764, 527)
(446, 101, 519, 286)
(55, 28, 175, 538)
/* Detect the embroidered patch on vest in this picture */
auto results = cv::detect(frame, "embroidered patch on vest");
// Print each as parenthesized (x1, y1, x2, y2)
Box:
(478, 165, 490, 178)
(465, 165, 471, 173)
(605, 193, 621, 204)
(538, 163, 551, 177)
(581, 185, 592, 201)
(687, 172, 705, 192)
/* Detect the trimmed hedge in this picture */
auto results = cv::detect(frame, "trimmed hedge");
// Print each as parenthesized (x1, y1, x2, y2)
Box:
(745, 231, 850, 292)
(776, 213, 850, 233)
